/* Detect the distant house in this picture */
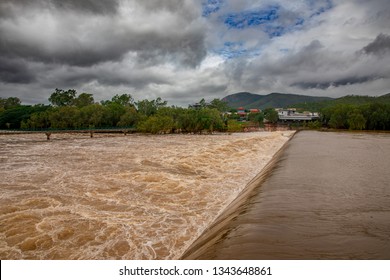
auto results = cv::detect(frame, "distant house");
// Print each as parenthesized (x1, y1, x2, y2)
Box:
(237, 107, 246, 117)
(235, 107, 262, 121)
(276, 108, 319, 121)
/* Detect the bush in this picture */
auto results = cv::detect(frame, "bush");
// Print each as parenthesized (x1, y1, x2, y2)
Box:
(227, 120, 243, 132)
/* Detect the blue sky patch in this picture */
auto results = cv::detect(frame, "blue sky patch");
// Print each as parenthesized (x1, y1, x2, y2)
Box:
(223, 6, 280, 29)
(264, 25, 285, 38)
(221, 6, 305, 38)
(265, 17, 305, 38)
(215, 41, 261, 59)
(205, 1, 334, 59)
(307, 0, 333, 18)
(202, 0, 224, 17)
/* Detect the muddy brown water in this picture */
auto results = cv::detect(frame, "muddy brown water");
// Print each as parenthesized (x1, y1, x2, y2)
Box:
(0, 131, 294, 259)
(182, 131, 390, 259)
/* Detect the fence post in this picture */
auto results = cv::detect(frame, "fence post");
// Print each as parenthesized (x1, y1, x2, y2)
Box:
(45, 132, 51, 140)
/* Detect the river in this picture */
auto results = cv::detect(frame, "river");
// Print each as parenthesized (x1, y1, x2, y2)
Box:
(0, 131, 293, 259)
(181, 131, 390, 259)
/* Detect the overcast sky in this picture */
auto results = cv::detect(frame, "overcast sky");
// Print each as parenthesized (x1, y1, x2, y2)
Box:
(1, 0, 389, 106)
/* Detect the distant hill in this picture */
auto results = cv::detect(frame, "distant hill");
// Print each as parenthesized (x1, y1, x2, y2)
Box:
(222, 92, 333, 110)
(291, 93, 390, 111)
(221, 92, 260, 109)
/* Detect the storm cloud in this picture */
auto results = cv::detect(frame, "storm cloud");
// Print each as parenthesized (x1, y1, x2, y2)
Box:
(0, 0, 389, 105)
(0, 0, 205, 67)
(362, 33, 390, 56)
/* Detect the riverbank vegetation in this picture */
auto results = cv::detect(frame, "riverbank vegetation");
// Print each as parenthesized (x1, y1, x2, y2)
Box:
(292, 94, 390, 130)
(0, 90, 232, 134)
(1, 90, 390, 132)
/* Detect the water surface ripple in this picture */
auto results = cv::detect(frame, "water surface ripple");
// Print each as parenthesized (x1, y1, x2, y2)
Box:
(0, 131, 293, 259)
(182, 131, 390, 259)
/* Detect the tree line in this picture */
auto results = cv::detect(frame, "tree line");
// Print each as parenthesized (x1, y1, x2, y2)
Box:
(320, 103, 390, 130)
(289, 93, 390, 130)
(0, 89, 235, 134)
(2, 89, 390, 132)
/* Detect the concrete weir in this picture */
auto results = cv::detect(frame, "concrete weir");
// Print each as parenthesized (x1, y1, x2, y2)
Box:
(0, 128, 136, 140)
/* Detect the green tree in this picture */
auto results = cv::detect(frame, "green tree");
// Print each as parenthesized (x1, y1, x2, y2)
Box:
(137, 115, 174, 134)
(328, 104, 352, 129)
(21, 110, 51, 130)
(73, 93, 94, 107)
(0, 97, 21, 109)
(177, 108, 224, 133)
(117, 106, 139, 127)
(319, 106, 332, 126)
(199, 108, 224, 133)
(227, 119, 244, 132)
(348, 109, 366, 130)
(209, 98, 228, 112)
(102, 103, 126, 127)
(177, 109, 197, 133)
(111, 94, 134, 107)
(308, 120, 322, 129)
(49, 89, 77, 107)
(136, 97, 167, 117)
(77, 104, 105, 128)
(199, 98, 207, 108)
(263, 108, 278, 123)
(248, 112, 264, 126)
(364, 103, 390, 130)
(0, 105, 49, 129)
(48, 106, 79, 129)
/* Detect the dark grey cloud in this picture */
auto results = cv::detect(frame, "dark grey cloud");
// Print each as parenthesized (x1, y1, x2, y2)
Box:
(226, 33, 390, 94)
(50, 0, 119, 14)
(1, 1, 390, 105)
(0, 26, 206, 67)
(0, 57, 36, 84)
(362, 33, 390, 56)
(0, 0, 119, 16)
(137, 0, 196, 15)
(279, 40, 325, 73)
(292, 76, 376, 90)
(0, 39, 127, 68)
(282, 37, 389, 90)
(0, 1, 208, 105)
(0, 0, 206, 68)
(33, 61, 174, 91)
(242, 40, 329, 79)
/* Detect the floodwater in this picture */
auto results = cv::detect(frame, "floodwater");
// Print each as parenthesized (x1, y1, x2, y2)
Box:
(0, 131, 294, 259)
(182, 131, 390, 259)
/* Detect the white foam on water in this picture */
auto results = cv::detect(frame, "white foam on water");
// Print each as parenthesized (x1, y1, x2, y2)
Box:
(0, 131, 294, 259)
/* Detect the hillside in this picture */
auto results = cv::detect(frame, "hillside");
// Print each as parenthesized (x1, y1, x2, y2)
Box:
(290, 93, 390, 111)
(222, 92, 333, 110)
(221, 92, 261, 108)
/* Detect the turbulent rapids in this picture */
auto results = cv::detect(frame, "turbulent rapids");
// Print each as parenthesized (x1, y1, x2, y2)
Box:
(0, 131, 294, 259)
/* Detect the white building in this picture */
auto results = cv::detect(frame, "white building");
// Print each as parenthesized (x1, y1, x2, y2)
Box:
(276, 108, 319, 121)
